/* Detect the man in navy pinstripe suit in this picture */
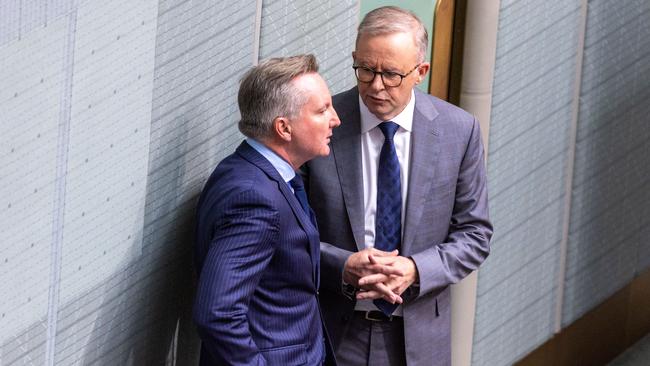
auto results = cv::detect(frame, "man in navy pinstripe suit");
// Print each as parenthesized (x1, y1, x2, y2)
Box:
(193, 55, 340, 365)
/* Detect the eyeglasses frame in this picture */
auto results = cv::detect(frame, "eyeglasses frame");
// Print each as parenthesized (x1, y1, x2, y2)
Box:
(352, 63, 421, 87)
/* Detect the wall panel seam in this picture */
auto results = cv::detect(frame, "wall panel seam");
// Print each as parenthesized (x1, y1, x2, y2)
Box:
(45, 8, 77, 366)
(252, 0, 263, 65)
(554, 0, 588, 333)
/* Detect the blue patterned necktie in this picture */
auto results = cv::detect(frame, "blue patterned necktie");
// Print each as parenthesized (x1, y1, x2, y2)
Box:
(373, 121, 402, 316)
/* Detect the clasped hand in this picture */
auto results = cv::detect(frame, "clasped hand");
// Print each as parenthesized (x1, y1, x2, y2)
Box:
(342, 248, 418, 304)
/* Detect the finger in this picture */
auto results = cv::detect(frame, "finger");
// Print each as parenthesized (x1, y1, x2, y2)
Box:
(357, 273, 388, 286)
(370, 263, 405, 277)
(369, 248, 399, 257)
(367, 255, 399, 265)
(388, 293, 403, 304)
(356, 289, 380, 300)
(372, 282, 400, 303)
(365, 255, 404, 276)
(386, 281, 408, 296)
(357, 282, 393, 300)
(367, 254, 396, 265)
(356, 287, 404, 304)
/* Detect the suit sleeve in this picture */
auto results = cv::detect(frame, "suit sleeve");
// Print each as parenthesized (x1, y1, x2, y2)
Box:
(320, 241, 353, 294)
(410, 117, 492, 298)
(193, 188, 279, 366)
(300, 166, 355, 295)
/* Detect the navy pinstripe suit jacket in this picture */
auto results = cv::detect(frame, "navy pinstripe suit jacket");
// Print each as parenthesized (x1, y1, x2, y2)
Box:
(193, 141, 333, 366)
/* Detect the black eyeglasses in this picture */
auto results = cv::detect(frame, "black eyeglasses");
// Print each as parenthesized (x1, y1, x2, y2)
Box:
(352, 64, 420, 87)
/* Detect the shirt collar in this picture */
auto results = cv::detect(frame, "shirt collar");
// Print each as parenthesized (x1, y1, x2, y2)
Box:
(359, 89, 415, 134)
(246, 138, 296, 183)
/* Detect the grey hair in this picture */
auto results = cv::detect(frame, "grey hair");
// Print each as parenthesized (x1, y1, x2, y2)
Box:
(357, 6, 428, 62)
(238, 54, 319, 140)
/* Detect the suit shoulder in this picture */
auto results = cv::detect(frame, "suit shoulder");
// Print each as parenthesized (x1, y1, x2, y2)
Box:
(199, 153, 276, 208)
(208, 153, 260, 188)
(416, 91, 478, 130)
(332, 87, 358, 109)
(417, 91, 475, 123)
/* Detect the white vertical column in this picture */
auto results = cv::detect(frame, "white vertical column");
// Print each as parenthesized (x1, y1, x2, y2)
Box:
(452, 1, 500, 365)
(45, 7, 77, 366)
(554, 0, 588, 333)
(252, 0, 263, 65)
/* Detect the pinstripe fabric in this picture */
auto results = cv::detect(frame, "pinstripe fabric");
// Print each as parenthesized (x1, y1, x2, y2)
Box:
(193, 141, 332, 366)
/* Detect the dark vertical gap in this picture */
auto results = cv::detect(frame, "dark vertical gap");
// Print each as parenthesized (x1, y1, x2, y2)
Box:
(448, 0, 467, 106)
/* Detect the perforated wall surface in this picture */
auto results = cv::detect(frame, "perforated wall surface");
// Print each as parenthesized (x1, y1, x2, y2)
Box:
(561, 0, 650, 326)
(0, 1, 357, 364)
(471, 2, 581, 365)
(472, 0, 650, 365)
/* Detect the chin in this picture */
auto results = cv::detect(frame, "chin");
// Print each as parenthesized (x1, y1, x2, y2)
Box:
(319, 147, 331, 156)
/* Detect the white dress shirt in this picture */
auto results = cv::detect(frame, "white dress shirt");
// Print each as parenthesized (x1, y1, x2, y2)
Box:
(356, 90, 415, 314)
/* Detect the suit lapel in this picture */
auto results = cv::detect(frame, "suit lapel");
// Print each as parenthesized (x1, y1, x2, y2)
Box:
(331, 88, 366, 251)
(402, 91, 440, 254)
(236, 142, 320, 286)
(276, 178, 321, 288)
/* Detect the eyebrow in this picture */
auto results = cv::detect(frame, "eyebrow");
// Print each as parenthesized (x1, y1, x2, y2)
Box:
(356, 62, 400, 71)
(359, 65, 402, 74)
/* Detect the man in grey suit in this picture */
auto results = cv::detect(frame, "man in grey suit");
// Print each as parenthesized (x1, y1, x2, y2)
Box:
(303, 6, 492, 366)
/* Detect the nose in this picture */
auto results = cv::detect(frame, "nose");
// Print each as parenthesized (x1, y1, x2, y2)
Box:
(369, 72, 385, 91)
(331, 108, 341, 128)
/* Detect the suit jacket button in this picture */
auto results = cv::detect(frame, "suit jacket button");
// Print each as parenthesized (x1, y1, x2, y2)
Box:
(342, 315, 350, 323)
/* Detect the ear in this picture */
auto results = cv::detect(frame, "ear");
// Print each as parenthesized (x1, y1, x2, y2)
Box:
(273, 116, 292, 142)
(415, 62, 430, 84)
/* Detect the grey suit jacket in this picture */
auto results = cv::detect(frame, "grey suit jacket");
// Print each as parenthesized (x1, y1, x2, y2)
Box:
(304, 87, 492, 366)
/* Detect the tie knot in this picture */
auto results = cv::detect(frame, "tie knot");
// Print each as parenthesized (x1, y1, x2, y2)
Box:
(289, 175, 305, 191)
(379, 121, 399, 140)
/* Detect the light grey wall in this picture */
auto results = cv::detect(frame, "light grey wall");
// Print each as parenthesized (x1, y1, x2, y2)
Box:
(472, 0, 650, 365)
(562, 0, 650, 326)
(0, 0, 357, 364)
(472, 1, 581, 364)
(3, 1, 647, 365)
(259, 0, 358, 91)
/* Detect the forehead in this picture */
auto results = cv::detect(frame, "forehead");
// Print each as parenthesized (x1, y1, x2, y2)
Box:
(291, 73, 330, 105)
(354, 32, 419, 66)
(292, 73, 327, 94)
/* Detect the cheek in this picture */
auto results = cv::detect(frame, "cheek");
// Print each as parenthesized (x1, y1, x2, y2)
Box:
(388, 90, 404, 103)
(358, 83, 369, 96)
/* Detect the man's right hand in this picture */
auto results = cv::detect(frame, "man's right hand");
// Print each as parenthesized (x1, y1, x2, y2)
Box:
(342, 248, 404, 304)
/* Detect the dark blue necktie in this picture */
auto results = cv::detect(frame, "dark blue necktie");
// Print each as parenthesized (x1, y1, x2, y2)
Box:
(289, 174, 320, 288)
(373, 121, 402, 316)
(289, 174, 317, 229)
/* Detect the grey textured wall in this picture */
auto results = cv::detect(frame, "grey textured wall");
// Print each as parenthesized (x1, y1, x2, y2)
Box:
(0, 0, 357, 364)
(3, 0, 648, 365)
(472, 0, 650, 365)
(472, 1, 581, 364)
(561, 0, 650, 326)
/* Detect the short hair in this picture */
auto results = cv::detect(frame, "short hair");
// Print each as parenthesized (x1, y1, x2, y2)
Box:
(357, 6, 428, 63)
(238, 54, 319, 140)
